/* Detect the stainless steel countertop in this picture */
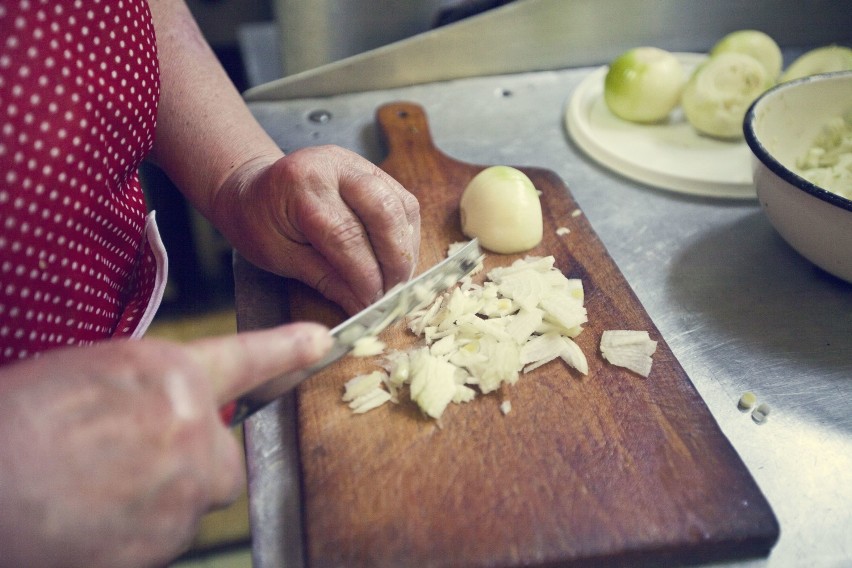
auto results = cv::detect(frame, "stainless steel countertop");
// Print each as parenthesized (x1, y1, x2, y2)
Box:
(237, 1, 852, 561)
(240, 66, 852, 567)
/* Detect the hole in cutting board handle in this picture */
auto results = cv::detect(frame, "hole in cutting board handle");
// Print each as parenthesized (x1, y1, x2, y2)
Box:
(376, 102, 440, 163)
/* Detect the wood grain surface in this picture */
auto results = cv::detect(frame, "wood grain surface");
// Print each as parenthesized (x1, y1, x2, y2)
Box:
(285, 102, 779, 567)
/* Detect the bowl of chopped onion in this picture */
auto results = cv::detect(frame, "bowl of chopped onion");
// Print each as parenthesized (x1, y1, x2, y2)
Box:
(743, 70, 852, 283)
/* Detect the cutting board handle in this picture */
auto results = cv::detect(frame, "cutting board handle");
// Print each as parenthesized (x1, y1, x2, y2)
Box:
(376, 102, 444, 169)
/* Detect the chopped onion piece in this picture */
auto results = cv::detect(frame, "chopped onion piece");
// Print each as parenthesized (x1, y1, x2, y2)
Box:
(795, 109, 852, 200)
(352, 336, 386, 357)
(470, 335, 522, 394)
(429, 334, 457, 356)
(559, 336, 588, 375)
(540, 295, 587, 333)
(454, 384, 477, 404)
(342, 371, 386, 402)
(488, 255, 555, 280)
(448, 342, 488, 370)
(520, 332, 564, 372)
(600, 330, 654, 349)
(381, 351, 408, 386)
(500, 400, 512, 415)
(453, 366, 471, 385)
(506, 307, 544, 345)
(348, 388, 392, 414)
(600, 330, 657, 377)
(409, 348, 458, 419)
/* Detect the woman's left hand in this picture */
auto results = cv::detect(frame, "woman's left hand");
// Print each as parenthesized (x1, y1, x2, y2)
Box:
(146, 0, 420, 315)
(214, 145, 421, 315)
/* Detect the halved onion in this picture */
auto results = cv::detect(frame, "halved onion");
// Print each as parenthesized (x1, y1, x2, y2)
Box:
(710, 29, 783, 81)
(681, 52, 770, 139)
(460, 166, 543, 254)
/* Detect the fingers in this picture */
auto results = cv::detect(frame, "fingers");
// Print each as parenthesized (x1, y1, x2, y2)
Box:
(186, 322, 332, 406)
(194, 322, 333, 505)
(233, 147, 421, 314)
(293, 190, 385, 310)
(304, 173, 419, 310)
(340, 167, 421, 290)
(287, 147, 421, 310)
(275, 242, 370, 316)
(208, 424, 247, 508)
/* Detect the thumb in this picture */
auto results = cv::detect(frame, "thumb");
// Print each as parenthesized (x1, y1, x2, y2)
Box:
(186, 322, 332, 406)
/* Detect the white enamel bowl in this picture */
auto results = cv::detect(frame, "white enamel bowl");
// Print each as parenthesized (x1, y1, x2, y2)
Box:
(743, 71, 852, 283)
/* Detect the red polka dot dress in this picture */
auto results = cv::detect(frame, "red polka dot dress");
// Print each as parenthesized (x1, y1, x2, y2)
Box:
(0, 0, 167, 365)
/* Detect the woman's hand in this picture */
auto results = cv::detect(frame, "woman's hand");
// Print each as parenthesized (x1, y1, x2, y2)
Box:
(214, 147, 421, 315)
(0, 323, 330, 568)
(146, 0, 421, 315)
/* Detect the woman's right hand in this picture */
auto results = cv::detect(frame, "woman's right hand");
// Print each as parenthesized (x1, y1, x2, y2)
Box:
(0, 322, 331, 568)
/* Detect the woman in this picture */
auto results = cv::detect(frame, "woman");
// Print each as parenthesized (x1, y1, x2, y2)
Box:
(0, 1, 420, 566)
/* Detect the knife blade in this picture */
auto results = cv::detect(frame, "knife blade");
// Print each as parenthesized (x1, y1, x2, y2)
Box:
(229, 239, 483, 425)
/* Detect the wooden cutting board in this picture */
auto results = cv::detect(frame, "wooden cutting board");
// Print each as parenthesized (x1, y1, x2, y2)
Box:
(285, 102, 779, 567)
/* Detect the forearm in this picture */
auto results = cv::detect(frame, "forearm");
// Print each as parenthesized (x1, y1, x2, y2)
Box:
(145, 0, 420, 312)
(146, 0, 282, 223)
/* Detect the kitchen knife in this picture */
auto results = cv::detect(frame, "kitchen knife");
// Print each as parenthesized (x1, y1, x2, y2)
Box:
(229, 239, 483, 425)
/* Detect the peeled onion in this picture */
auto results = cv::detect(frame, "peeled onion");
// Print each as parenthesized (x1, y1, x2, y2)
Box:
(681, 52, 770, 139)
(710, 29, 783, 81)
(603, 47, 686, 123)
(460, 166, 542, 254)
(780, 45, 852, 83)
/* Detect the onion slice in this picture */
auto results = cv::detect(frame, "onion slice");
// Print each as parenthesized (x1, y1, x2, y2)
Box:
(600, 330, 657, 378)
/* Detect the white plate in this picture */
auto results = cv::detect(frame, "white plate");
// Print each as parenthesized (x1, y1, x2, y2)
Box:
(565, 53, 756, 199)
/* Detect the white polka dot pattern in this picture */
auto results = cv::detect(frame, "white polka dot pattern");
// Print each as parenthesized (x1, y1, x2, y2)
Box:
(0, 0, 162, 364)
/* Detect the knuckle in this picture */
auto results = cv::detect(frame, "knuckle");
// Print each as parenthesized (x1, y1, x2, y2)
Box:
(325, 217, 368, 250)
(405, 193, 421, 219)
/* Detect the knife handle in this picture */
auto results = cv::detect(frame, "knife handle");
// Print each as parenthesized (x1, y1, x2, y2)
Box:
(226, 367, 314, 426)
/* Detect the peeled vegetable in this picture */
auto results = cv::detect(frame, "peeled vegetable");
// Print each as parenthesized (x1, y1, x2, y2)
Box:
(598, 33, 852, 141)
(340, 248, 662, 419)
(600, 330, 657, 378)
(710, 29, 783, 81)
(341, 252, 589, 419)
(342, 371, 393, 413)
(681, 52, 770, 139)
(603, 47, 686, 123)
(780, 45, 852, 82)
(460, 166, 543, 254)
(795, 109, 852, 200)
